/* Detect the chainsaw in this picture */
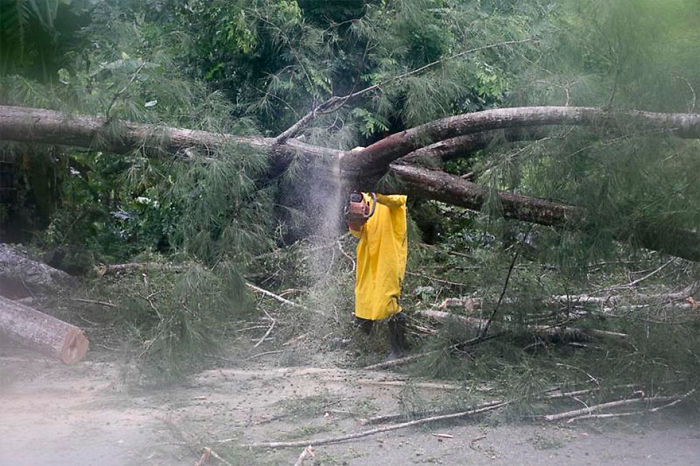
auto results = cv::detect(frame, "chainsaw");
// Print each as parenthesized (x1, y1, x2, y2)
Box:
(344, 191, 376, 230)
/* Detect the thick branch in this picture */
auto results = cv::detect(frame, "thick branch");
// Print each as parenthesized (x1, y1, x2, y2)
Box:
(389, 163, 700, 261)
(0, 105, 269, 155)
(343, 106, 700, 181)
(0, 105, 346, 179)
(390, 162, 580, 226)
(398, 128, 548, 168)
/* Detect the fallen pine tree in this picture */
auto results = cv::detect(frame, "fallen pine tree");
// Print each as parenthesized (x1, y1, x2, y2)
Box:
(1, 104, 700, 261)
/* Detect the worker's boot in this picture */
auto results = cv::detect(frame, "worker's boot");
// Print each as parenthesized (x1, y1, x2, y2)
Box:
(386, 313, 408, 360)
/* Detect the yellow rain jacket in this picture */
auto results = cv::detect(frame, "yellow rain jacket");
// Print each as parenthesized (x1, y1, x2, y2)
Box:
(350, 193, 408, 321)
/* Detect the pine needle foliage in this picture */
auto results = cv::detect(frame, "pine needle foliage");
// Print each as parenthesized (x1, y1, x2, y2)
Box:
(110, 262, 251, 385)
(164, 144, 275, 265)
(2, 3, 278, 269)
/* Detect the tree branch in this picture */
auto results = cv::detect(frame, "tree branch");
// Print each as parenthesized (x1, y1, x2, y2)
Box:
(389, 163, 700, 261)
(343, 106, 700, 183)
(235, 400, 510, 448)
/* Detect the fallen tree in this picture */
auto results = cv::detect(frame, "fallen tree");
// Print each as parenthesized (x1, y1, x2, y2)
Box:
(3, 105, 699, 173)
(1, 104, 699, 260)
(0, 295, 89, 364)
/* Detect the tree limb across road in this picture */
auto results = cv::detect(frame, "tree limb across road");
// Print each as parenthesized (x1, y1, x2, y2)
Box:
(1, 104, 699, 260)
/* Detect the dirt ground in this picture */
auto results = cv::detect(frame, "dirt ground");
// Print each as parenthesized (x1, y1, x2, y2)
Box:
(2, 342, 699, 466)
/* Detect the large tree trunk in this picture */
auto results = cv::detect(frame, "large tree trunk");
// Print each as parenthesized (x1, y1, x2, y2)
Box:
(0, 105, 340, 167)
(0, 295, 89, 364)
(3, 105, 699, 174)
(2, 104, 700, 260)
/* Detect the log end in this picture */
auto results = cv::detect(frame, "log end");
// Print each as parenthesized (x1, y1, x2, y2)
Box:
(60, 328, 89, 364)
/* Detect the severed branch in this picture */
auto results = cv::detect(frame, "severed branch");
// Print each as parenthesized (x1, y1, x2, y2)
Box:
(70, 297, 117, 308)
(479, 241, 523, 339)
(274, 96, 346, 145)
(293, 446, 315, 466)
(361, 399, 506, 426)
(236, 400, 509, 449)
(94, 262, 189, 276)
(566, 389, 696, 422)
(543, 394, 681, 422)
(252, 309, 276, 348)
(166, 417, 233, 466)
(417, 309, 628, 341)
(406, 271, 471, 287)
(245, 282, 306, 309)
(600, 258, 675, 291)
(362, 384, 643, 427)
(363, 352, 431, 370)
(351, 379, 462, 391)
(194, 448, 210, 466)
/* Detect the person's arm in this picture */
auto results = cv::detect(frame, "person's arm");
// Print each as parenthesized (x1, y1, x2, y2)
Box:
(375, 193, 407, 208)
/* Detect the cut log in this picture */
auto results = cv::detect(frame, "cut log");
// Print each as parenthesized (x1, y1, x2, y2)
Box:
(0, 243, 73, 298)
(0, 295, 89, 364)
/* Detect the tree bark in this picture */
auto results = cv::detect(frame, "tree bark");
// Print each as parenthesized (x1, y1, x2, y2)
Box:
(2, 105, 699, 175)
(2, 104, 700, 260)
(0, 105, 340, 168)
(389, 163, 700, 261)
(0, 243, 73, 298)
(342, 106, 700, 182)
(0, 295, 89, 364)
(389, 162, 580, 226)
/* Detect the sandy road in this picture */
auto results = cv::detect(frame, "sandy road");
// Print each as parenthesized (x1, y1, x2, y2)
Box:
(1, 346, 699, 465)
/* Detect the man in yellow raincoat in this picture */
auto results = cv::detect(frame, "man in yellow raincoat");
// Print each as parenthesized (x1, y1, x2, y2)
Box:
(348, 192, 408, 359)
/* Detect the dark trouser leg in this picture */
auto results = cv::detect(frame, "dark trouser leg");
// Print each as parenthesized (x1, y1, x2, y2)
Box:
(387, 312, 408, 359)
(355, 316, 374, 335)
